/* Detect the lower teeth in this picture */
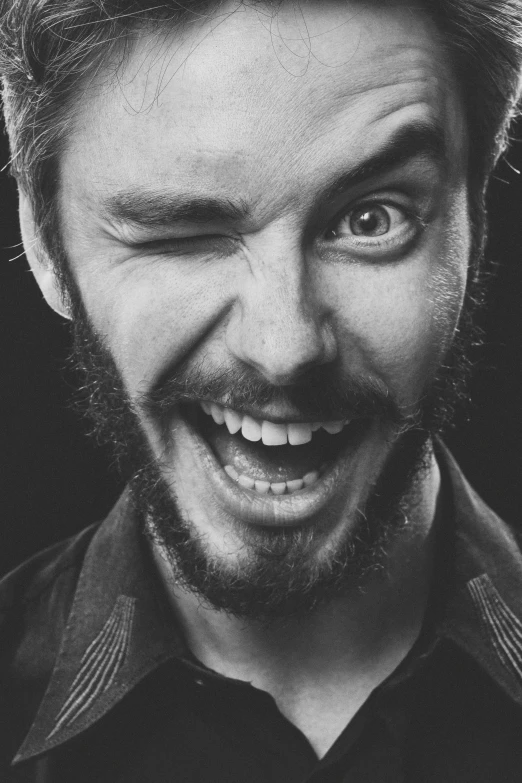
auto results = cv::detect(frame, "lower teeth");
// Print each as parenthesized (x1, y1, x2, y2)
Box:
(224, 464, 320, 495)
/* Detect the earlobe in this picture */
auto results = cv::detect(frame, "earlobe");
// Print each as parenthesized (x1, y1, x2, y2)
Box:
(18, 192, 71, 320)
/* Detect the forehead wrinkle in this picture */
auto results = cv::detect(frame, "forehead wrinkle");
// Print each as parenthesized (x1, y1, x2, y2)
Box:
(234, 41, 457, 157)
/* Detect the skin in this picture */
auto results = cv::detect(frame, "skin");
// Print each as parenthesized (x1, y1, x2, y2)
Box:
(21, 0, 470, 757)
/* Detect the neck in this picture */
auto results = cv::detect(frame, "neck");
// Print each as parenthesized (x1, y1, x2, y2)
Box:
(152, 452, 441, 755)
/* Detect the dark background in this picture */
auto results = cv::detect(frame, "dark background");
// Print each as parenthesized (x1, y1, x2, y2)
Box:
(1, 120, 521, 577)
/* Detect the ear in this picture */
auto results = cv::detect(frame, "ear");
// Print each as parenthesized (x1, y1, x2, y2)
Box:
(18, 191, 71, 320)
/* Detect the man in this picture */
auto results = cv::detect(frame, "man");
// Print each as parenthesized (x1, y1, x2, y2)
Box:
(1, 0, 522, 780)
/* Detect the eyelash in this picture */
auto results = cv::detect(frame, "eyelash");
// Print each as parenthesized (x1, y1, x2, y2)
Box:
(323, 199, 425, 251)
(135, 235, 237, 257)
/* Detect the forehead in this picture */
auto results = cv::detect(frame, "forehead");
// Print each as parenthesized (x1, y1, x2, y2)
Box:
(62, 0, 464, 211)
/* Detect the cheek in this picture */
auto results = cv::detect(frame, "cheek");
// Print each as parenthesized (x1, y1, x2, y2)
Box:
(75, 259, 237, 396)
(323, 223, 469, 405)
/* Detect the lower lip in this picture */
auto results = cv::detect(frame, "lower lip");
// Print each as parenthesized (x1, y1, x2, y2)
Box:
(183, 415, 370, 527)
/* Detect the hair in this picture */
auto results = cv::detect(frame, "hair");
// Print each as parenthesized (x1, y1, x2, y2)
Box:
(0, 0, 522, 285)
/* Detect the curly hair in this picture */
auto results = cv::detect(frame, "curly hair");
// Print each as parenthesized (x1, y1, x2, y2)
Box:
(1, 0, 521, 275)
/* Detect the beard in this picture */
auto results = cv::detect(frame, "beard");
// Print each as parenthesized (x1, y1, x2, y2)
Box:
(139, 428, 431, 621)
(62, 268, 479, 621)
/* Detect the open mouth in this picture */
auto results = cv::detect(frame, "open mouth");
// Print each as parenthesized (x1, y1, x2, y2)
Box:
(183, 400, 366, 496)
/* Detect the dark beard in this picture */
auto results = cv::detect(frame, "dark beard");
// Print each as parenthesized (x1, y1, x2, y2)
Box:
(63, 268, 480, 621)
(137, 427, 431, 620)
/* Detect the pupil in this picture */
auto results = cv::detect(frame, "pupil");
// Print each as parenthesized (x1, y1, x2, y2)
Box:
(361, 212, 377, 231)
(350, 206, 389, 236)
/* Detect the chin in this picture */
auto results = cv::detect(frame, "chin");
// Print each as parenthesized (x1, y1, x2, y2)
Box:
(137, 422, 431, 621)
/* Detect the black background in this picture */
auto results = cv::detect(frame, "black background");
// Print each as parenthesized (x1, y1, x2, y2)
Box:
(1, 119, 521, 576)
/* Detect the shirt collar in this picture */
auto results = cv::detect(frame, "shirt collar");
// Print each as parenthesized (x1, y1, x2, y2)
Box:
(13, 444, 522, 765)
(13, 487, 187, 764)
(436, 443, 522, 704)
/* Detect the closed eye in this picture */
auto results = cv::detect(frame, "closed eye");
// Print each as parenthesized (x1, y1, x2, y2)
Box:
(131, 234, 239, 258)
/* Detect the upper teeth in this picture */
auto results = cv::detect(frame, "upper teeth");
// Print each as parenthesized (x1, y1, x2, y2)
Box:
(200, 401, 349, 445)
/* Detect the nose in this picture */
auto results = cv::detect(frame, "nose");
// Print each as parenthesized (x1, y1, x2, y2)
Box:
(226, 244, 337, 386)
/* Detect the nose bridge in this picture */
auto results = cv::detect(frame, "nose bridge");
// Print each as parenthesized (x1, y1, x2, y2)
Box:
(227, 234, 337, 385)
(263, 262, 316, 344)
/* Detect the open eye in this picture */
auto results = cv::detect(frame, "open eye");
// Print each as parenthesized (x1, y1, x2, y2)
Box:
(328, 203, 407, 239)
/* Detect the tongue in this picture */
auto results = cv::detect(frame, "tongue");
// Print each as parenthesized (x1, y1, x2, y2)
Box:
(205, 425, 336, 483)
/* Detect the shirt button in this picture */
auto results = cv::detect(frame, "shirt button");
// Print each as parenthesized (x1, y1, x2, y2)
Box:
(195, 678, 205, 686)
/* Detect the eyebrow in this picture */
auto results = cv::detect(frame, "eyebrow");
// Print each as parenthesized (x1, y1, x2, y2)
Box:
(102, 120, 447, 230)
(103, 191, 250, 228)
(321, 120, 448, 204)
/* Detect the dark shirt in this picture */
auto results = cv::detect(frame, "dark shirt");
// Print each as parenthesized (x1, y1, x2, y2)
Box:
(2, 446, 522, 782)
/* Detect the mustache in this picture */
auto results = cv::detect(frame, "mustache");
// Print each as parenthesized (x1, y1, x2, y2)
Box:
(138, 362, 413, 427)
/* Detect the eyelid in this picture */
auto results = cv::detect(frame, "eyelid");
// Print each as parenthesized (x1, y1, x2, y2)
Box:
(130, 233, 239, 254)
(336, 194, 411, 222)
(336, 202, 407, 236)
(318, 196, 427, 263)
(324, 195, 425, 239)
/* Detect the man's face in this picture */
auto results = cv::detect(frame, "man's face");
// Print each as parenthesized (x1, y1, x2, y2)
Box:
(56, 1, 469, 612)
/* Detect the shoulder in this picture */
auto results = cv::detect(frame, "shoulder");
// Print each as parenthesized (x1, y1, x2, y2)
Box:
(0, 524, 99, 766)
(0, 524, 100, 671)
(0, 524, 98, 607)
(0, 523, 99, 644)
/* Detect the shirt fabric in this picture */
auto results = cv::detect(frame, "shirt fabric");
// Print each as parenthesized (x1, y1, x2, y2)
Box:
(2, 444, 522, 782)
